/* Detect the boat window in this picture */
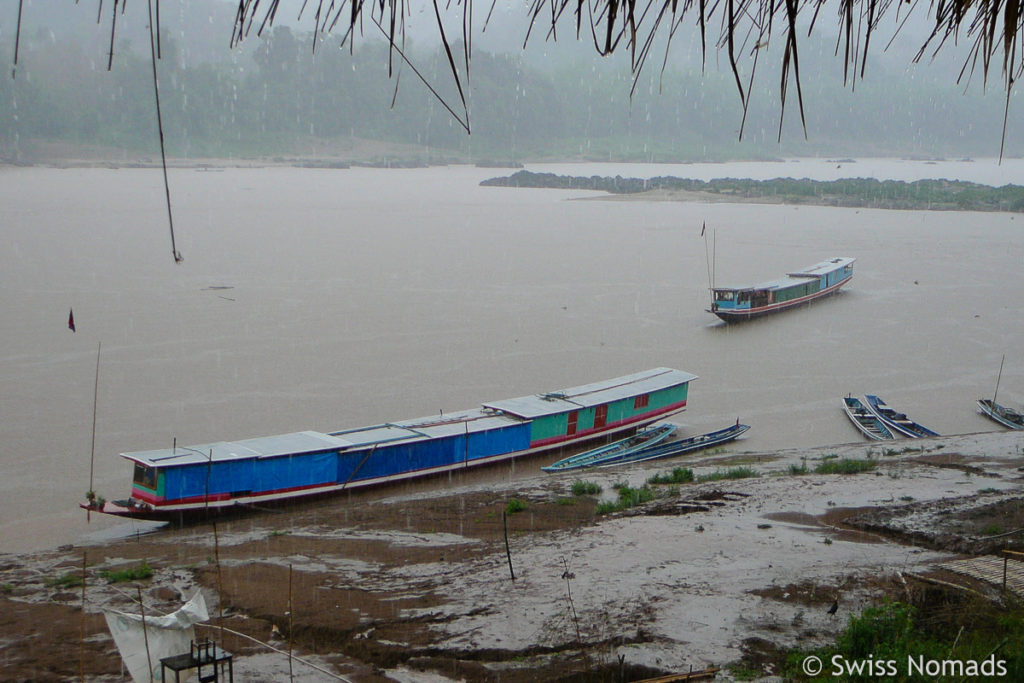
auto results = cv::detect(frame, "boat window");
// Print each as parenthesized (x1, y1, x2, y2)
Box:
(715, 291, 735, 302)
(737, 290, 751, 304)
(133, 463, 157, 490)
(634, 394, 650, 410)
(566, 411, 578, 436)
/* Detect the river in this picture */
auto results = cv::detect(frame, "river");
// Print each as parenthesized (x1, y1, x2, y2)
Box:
(1, 158, 1022, 553)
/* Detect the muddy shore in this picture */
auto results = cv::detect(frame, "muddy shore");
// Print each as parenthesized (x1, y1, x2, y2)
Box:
(2, 430, 1022, 681)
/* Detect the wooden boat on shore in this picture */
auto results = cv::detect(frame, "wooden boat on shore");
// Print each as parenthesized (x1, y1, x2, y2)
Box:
(708, 257, 855, 323)
(542, 423, 677, 472)
(978, 399, 1024, 430)
(843, 396, 894, 440)
(81, 367, 698, 520)
(863, 395, 939, 438)
(977, 356, 1023, 430)
(598, 422, 750, 467)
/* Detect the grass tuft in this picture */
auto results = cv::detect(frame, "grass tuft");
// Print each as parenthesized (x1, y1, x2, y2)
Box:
(571, 480, 601, 496)
(697, 466, 758, 482)
(814, 458, 877, 475)
(647, 467, 695, 485)
(100, 561, 154, 584)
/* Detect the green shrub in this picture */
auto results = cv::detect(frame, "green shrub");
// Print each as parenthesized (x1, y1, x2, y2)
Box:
(595, 485, 660, 514)
(100, 561, 154, 584)
(505, 498, 528, 515)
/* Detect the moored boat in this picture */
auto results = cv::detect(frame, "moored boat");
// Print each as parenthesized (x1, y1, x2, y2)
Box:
(977, 399, 1024, 430)
(863, 395, 939, 438)
(708, 257, 855, 322)
(598, 422, 750, 467)
(542, 423, 677, 472)
(842, 396, 894, 441)
(978, 355, 1023, 430)
(81, 367, 698, 519)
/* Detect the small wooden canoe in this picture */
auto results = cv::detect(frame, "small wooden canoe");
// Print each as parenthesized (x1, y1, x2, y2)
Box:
(843, 396, 894, 440)
(864, 395, 939, 438)
(978, 399, 1024, 430)
(597, 422, 750, 467)
(542, 423, 677, 472)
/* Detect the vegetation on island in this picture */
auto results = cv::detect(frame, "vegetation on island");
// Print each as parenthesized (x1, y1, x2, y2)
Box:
(482, 171, 1024, 213)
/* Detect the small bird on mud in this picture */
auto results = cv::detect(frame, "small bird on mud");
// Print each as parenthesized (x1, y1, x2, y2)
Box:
(827, 599, 839, 616)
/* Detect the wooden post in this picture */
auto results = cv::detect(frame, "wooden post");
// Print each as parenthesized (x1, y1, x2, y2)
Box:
(503, 511, 515, 581)
(214, 521, 226, 645)
(1004, 554, 1009, 594)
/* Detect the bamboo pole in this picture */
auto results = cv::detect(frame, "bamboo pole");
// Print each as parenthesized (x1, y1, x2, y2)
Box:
(79, 551, 87, 683)
(288, 563, 294, 682)
(138, 586, 154, 683)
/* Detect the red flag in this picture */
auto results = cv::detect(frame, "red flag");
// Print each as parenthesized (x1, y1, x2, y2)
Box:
(68, 308, 76, 332)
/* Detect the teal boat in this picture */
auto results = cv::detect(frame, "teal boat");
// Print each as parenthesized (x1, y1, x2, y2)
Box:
(597, 422, 750, 467)
(542, 424, 677, 472)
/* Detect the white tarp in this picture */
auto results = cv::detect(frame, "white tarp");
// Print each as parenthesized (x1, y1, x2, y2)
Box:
(104, 590, 209, 683)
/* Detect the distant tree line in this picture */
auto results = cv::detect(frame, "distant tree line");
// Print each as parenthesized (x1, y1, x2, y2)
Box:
(484, 171, 1024, 211)
(0, 25, 1018, 162)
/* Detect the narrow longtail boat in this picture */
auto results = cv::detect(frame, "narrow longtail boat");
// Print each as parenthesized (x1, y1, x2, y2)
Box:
(708, 258, 855, 322)
(977, 399, 1024, 430)
(978, 355, 1024, 430)
(842, 396, 894, 441)
(863, 395, 939, 438)
(81, 367, 698, 519)
(542, 423, 677, 472)
(598, 422, 750, 467)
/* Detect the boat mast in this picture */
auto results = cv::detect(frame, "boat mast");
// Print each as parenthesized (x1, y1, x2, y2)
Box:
(702, 222, 714, 306)
(87, 341, 101, 521)
(994, 354, 1006, 404)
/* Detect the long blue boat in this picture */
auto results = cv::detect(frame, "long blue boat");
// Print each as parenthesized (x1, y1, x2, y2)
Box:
(82, 367, 698, 519)
(598, 422, 750, 467)
(541, 424, 678, 472)
(708, 257, 855, 322)
(864, 395, 939, 438)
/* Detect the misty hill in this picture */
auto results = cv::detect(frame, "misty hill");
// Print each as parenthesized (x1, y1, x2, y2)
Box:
(1, 1, 1019, 162)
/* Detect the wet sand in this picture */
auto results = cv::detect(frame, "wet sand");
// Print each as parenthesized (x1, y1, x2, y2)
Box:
(2, 429, 1022, 681)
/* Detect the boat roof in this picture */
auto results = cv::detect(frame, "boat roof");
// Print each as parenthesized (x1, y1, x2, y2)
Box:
(122, 431, 355, 467)
(787, 257, 856, 278)
(124, 409, 528, 467)
(330, 408, 526, 448)
(481, 367, 698, 419)
(713, 257, 855, 293)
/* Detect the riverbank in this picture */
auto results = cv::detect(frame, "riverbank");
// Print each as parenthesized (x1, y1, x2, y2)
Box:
(2, 429, 1021, 681)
